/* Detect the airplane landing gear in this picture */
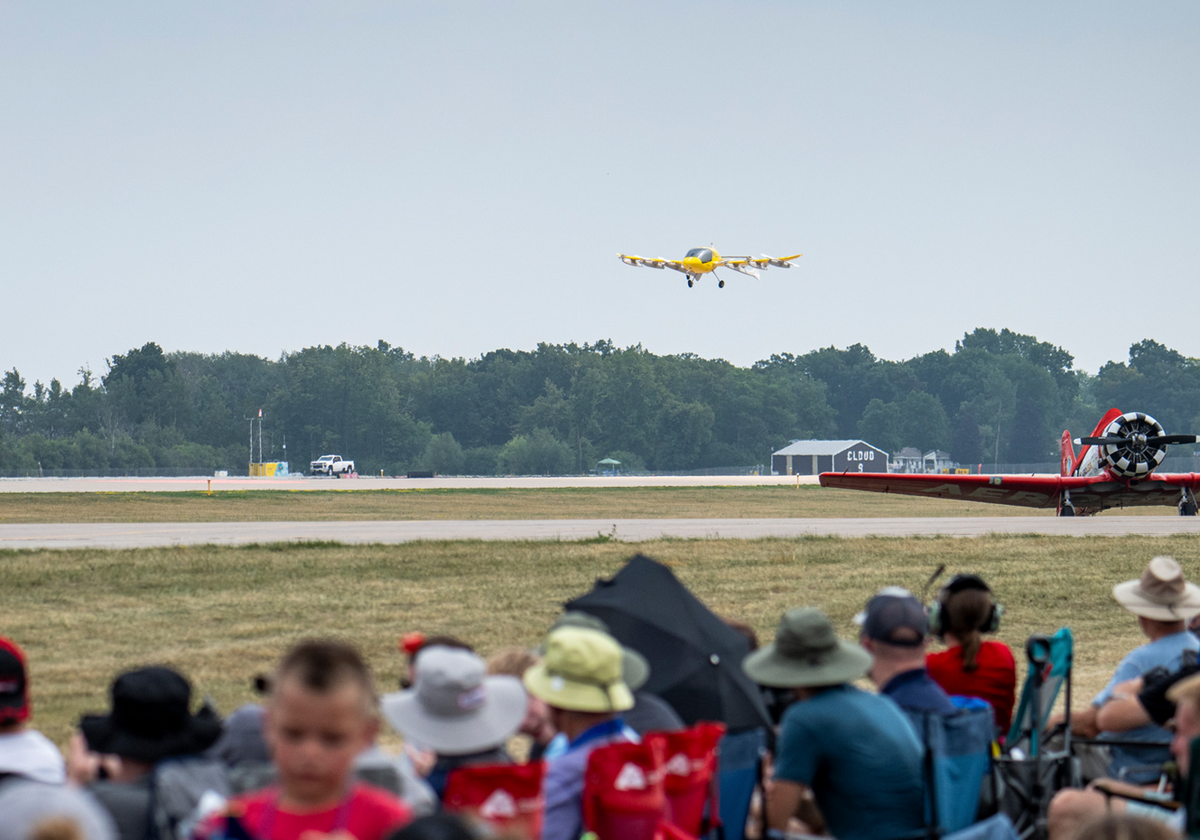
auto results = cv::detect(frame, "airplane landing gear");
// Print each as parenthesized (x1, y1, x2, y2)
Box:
(1181, 491, 1198, 516)
(718, 279, 725, 288)
(687, 278, 694, 288)
(1058, 490, 1075, 517)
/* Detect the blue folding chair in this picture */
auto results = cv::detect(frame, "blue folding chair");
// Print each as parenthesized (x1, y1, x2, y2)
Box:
(905, 706, 995, 838)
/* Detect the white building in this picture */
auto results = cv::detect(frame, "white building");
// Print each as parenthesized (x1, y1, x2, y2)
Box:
(924, 450, 956, 473)
(891, 447, 924, 473)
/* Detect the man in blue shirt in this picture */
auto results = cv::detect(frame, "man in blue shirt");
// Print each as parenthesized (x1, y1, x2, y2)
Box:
(1052, 555, 1200, 782)
(857, 587, 957, 716)
(743, 607, 925, 840)
(522, 626, 637, 840)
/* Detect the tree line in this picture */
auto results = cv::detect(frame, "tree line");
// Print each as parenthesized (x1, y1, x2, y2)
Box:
(1, 330, 1197, 475)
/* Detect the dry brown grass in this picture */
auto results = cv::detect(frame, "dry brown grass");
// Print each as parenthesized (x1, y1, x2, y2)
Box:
(0, 486, 1168, 523)
(5, 534, 1198, 747)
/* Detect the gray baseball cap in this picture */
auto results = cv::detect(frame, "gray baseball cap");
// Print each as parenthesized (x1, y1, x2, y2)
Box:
(381, 646, 526, 756)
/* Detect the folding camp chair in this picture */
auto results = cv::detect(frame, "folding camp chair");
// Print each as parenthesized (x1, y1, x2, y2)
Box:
(716, 727, 766, 840)
(583, 734, 700, 840)
(1182, 737, 1200, 838)
(659, 722, 725, 838)
(907, 706, 996, 838)
(995, 629, 1081, 840)
(443, 761, 546, 840)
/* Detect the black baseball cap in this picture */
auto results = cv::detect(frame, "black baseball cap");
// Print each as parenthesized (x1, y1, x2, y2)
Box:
(859, 589, 929, 647)
(0, 637, 29, 723)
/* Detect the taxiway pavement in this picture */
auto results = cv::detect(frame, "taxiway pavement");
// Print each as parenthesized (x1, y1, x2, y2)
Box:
(2, 516, 1199, 550)
(0, 475, 815, 493)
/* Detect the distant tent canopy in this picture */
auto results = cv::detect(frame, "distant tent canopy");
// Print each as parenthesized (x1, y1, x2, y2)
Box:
(597, 458, 621, 466)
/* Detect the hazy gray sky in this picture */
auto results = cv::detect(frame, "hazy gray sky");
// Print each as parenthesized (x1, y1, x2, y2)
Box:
(3, 2, 1197, 387)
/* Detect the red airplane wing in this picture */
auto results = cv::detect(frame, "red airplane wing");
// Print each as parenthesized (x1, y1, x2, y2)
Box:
(818, 471, 1200, 513)
(818, 472, 1069, 508)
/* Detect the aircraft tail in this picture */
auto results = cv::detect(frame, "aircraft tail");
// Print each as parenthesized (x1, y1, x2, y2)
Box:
(1060, 430, 1076, 476)
(1073, 407, 1124, 472)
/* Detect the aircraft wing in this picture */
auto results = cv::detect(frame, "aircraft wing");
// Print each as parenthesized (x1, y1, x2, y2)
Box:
(820, 472, 1081, 509)
(618, 254, 688, 272)
(720, 258, 761, 279)
(819, 471, 1200, 514)
(720, 253, 803, 274)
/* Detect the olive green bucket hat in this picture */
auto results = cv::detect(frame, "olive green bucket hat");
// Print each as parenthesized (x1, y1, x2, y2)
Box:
(742, 607, 872, 688)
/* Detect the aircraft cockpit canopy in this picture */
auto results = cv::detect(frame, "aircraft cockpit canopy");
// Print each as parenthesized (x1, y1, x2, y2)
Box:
(685, 248, 713, 262)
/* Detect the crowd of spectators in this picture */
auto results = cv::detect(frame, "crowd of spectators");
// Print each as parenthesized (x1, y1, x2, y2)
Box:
(3, 555, 1200, 840)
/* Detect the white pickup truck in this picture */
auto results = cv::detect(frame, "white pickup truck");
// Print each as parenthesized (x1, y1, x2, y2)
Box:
(309, 454, 355, 477)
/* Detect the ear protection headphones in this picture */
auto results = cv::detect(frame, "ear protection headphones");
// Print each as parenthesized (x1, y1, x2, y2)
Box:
(928, 574, 1003, 637)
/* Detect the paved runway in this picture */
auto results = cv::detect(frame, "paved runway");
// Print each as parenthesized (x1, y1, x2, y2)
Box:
(0, 474, 815, 493)
(2, 516, 1198, 549)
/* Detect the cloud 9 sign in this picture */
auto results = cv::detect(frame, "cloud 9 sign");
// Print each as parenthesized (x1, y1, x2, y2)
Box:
(833, 443, 887, 473)
(772, 440, 890, 476)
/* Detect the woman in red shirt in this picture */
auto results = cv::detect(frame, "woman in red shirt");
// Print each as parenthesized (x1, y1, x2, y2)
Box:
(925, 574, 1017, 734)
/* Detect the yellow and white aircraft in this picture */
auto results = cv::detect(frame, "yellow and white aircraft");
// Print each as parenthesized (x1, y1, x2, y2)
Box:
(618, 247, 801, 288)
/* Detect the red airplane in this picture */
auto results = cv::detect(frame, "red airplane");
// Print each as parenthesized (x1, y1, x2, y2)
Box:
(819, 409, 1200, 516)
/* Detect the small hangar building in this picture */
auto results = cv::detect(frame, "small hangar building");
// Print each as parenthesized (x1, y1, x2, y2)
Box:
(771, 439, 889, 476)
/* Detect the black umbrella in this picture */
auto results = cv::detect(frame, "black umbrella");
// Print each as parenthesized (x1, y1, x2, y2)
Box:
(565, 554, 771, 731)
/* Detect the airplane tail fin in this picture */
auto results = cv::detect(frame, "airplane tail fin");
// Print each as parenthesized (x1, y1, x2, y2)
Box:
(1060, 430, 1076, 477)
(1073, 407, 1125, 473)
(1088, 408, 1125, 439)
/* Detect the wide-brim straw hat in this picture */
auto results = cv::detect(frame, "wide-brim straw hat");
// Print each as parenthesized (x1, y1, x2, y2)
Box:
(1166, 671, 1200, 705)
(1113, 556, 1200, 621)
(524, 627, 634, 714)
(382, 647, 526, 756)
(742, 607, 872, 688)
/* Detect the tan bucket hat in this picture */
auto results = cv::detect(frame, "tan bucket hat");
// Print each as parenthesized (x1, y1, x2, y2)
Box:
(1113, 556, 1200, 621)
(523, 627, 634, 713)
(742, 607, 872, 688)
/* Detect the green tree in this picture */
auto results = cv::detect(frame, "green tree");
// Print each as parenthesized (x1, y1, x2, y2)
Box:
(103, 342, 190, 431)
(419, 432, 466, 475)
(951, 410, 984, 466)
(858, 399, 904, 453)
(0, 369, 27, 435)
(899, 391, 950, 453)
(653, 400, 714, 470)
(497, 428, 573, 475)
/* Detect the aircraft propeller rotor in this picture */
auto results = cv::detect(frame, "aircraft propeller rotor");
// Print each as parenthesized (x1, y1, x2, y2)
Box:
(1077, 434, 1199, 447)
(1077, 412, 1187, 480)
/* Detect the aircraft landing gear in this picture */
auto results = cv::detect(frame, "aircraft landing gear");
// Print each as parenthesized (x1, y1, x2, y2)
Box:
(718, 279, 725, 288)
(1180, 491, 1198, 516)
(1058, 490, 1075, 517)
(687, 278, 694, 288)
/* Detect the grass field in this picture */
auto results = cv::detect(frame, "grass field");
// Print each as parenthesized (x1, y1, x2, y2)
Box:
(0, 485, 1165, 523)
(6, 534, 1197, 747)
